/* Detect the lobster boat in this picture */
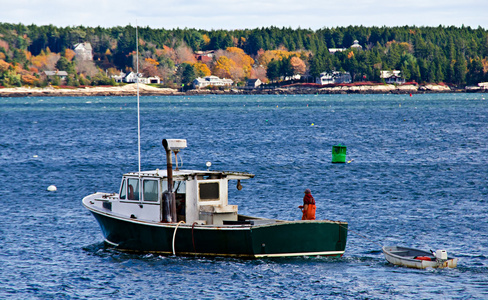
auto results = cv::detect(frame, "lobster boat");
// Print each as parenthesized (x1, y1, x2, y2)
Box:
(382, 246, 458, 269)
(82, 139, 348, 258)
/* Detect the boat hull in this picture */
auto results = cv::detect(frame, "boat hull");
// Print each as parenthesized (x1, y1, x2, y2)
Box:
(87, 208, 348, 258)
(382, 246, 458, 269)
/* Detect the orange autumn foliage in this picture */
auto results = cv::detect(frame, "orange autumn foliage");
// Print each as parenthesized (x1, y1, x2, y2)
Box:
(145, 57, 159, 66)
(0, 59, 10, 72)
(64, 49, 76, 61)
(22, 74, 38, 85)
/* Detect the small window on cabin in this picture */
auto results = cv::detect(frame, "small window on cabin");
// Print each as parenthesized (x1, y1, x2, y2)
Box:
(127, 178, 140, 201)
(120, 179, 127, 199)
(143, 180, 158, 202)
(199, 182, 219, 201)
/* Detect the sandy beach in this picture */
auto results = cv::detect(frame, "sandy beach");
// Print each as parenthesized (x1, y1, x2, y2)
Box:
(0, 84, 181, 97)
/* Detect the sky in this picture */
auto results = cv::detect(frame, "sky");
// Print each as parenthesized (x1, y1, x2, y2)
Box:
(1, 0, 487, 30)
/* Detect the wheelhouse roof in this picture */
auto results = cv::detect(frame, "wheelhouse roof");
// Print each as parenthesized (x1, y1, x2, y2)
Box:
(123, 169, 254, 180)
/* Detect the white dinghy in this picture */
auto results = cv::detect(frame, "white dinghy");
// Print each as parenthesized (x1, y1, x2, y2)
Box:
(382, 246, 458, 269)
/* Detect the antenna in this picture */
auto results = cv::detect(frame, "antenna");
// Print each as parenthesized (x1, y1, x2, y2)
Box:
(136, 22, 142, 203)
(136, 22, 141, 176)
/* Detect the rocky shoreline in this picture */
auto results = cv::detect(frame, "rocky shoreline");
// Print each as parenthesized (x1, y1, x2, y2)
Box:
(0, 83, 483, 97)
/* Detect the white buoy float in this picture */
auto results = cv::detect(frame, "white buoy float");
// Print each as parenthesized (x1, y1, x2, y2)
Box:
(47, 185, 57, 192)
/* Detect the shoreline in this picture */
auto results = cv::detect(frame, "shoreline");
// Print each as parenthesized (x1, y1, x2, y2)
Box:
(0, 83, 485, 97)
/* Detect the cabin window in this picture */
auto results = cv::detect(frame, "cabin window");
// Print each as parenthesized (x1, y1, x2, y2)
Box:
(120, 178, 127, 199)
(127, 178, 140, 201)
(143, 180, 158, 202)
(199, 182, 219, 201)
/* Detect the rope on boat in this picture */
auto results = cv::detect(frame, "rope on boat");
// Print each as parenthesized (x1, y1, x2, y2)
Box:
(172, 221, 185, 255)
(339, 224, 383, 248)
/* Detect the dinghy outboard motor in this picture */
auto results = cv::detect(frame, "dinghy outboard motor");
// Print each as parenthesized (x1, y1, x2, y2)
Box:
(434, 250, 448, 262)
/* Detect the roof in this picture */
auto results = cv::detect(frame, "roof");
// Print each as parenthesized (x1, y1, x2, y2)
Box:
(381, 70, 402, 78)
(44, 71, 68, 76)
(123, 169, 254, 180)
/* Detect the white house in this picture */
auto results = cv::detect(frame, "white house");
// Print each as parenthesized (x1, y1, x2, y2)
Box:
(316, 71, 352, 85)
(113, 72, 161, 84)
(329, 40, 362, 54)
(111, 72, 126, 83)
(73, 42, 93, 61)
(123, 72, 140, 83)
(193, 76, 233, 89)
(381, 70, 405, 84)
(351, 40, 362, 50)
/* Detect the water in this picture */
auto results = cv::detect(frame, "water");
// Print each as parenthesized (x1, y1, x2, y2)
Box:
(1, 93, 487, 299)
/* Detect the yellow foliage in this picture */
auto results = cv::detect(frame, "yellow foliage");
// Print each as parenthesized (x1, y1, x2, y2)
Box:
(213, 56, 235, 78)
(225, 47, 254, 78)
(202, 34, 211, 45)
(347, 51, 355, 59)
(193, 62, 211, 77)
(257, 50, 293, 66)
(30, 54, 48, 69)
(0, 52, 6, 60)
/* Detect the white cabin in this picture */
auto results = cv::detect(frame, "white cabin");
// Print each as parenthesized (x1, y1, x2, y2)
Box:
(90, 169, 253, 226)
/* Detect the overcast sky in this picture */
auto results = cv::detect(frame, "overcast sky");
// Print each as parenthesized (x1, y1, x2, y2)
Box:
(1, 0, 487, 30)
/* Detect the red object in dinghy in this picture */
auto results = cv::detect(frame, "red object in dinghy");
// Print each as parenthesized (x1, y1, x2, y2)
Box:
(414, 256, 433, 261)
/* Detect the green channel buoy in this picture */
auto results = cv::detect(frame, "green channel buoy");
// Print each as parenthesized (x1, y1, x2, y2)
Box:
(332, 144, 347, 163)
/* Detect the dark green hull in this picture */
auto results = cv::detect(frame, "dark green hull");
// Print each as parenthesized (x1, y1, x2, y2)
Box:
(90, 210, 347, 258)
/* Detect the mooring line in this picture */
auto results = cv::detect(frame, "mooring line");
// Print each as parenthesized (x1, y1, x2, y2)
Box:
(339, 224, 383, 248)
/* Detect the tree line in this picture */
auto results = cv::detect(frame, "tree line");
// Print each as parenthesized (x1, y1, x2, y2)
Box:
(0, 22, 487, 88)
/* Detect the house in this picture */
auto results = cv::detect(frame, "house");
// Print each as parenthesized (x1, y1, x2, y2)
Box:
(193, 76, 233, 89)
(146, 76, 161, 84)
(44, 70, 68, 80)
(328, 48, 346, 54)
(195, 50, 214, 64)
(123, 72, 140, 83)
(73, 42, 93, 61)
(246, 79, 262, 89)
(111, 72, 126, 83)
(118, 72, 161, 84)
(381, 70, 405, 84)
(316, 71, 352, 85)
(351, 40, 362, 50)
(329, 40, 362, 54)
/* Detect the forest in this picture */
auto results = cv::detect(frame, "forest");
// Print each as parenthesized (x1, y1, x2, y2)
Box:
(0, 22, 487, 88)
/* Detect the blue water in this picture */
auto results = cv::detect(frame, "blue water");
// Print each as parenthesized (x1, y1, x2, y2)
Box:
(1, 93, 487, 299)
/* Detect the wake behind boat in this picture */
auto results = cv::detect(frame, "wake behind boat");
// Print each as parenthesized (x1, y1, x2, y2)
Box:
(382, 246, 458, 269)
(82, 139, 348, 258)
